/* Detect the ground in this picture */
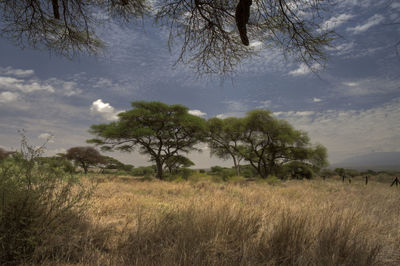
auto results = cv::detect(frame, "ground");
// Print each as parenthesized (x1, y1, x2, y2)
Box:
(58, 175, 400, 265)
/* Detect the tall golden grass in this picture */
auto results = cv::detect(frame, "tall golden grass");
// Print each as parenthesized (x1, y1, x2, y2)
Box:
(30, 176, 400, 265)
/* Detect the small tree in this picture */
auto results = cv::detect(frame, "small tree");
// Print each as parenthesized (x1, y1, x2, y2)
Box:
(88, 101, 206, 179)
(65, 146, 104, 174)
(164, 155, 194, 174)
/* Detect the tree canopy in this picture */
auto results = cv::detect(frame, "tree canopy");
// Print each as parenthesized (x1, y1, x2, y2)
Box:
(207, 110, 328, 178)
(206, 117, 245, 176)
(0, 0, 334, 75)
(88, 101, 207, 179)
(164, 155, 194, 174)
(65, 146, 105, 174)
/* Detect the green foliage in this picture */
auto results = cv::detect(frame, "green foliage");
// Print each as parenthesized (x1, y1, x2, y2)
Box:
(240, 164, 259, 178)
(65, 146, 105, 174)
(178, 168, 195, 180)
(207, 117, 245, 176)
(131, 166, 156, 177)
(211, 110, 328, 179)
(283, 161, 315, 180)
(0, 136, 92, 264)
(88, 101, 206, 179)
(35, 156, 75, 174)
(334, 168, 346, 176)
(209, 166, 236, 181)
(165, 155, 194, 174)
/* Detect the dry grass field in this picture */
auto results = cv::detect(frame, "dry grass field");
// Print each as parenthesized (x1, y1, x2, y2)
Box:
(33, 175, 400, 265)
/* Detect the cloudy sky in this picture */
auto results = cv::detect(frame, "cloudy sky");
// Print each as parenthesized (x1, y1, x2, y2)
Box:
(0, 0, 399, 168)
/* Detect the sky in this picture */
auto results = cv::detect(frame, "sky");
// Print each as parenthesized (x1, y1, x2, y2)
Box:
(0, 0, 399, 168)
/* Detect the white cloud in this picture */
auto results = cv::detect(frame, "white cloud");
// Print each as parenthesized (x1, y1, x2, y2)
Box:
(0, 91, 19, 103)
(313, 97, 322, 103)
(288, 63, 321, 76)
(249, 41, 263, 49)
(274, 111, 315, 117)
(0, 76, 55, 93)
(343, 81, 359, 87)
(273, 98, 400, 163)
(257, 100, 272, 108)
(93, 77, 113, 88)
(223, 100, 247, 112)
(47, 78, 82, 96)
(391, 2, 400, 9)
(338, 78, 400, 96)
(216, 114, 228, 119)
(90, 99, 122, 121)
(0, 67, 34, 77)
(188, 109, 207, 117)
(347, 14, 384, 34)
(38, 133, 54, 143)
(321, 13, 353, 31)
(326, 42, 355, 56)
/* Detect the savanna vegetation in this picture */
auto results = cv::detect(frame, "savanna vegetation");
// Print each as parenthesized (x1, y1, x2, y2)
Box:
(1, 103, 399, 265)
(1, 151, 400, 265)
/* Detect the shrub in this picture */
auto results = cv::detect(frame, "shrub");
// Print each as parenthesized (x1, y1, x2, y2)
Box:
(178, 167, 195, 180)
(284, 161, 314, 179)
(0, 135, 93, 264)
(240, 164, 259, 178)
(131, 166, 155, 176)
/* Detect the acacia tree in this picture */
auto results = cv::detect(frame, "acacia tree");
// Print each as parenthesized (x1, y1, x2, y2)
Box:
(88, 101, 206, 179)
(0, 0, 334, 75)
(232, 110, 327, 178)
(164, 155, 194, 174)
(99, 156, 134, 173)
(65, 146, 105, 174)
(206, 117, 245, 176)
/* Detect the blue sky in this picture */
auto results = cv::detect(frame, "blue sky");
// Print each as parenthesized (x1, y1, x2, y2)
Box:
(0, 0, 399, 168)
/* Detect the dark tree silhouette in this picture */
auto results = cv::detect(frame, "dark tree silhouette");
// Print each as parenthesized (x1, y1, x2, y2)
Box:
(0, 0, 334, 75)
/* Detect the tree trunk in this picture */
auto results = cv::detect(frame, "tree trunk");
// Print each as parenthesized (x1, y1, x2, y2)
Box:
(51, 0, 60, 19)
(155, 159, 163, 179)
(83, 164, 88, 174)
(232, 155, 241, 176)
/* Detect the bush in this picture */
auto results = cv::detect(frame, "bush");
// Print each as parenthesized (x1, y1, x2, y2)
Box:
(209, 166, 236, 181)
(177, 167, 195, 180)
(240, 165, 259, 178)
(284, 161, 314, 180)
(0, 136, 92, 264)
(131, 166, 155, 176)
